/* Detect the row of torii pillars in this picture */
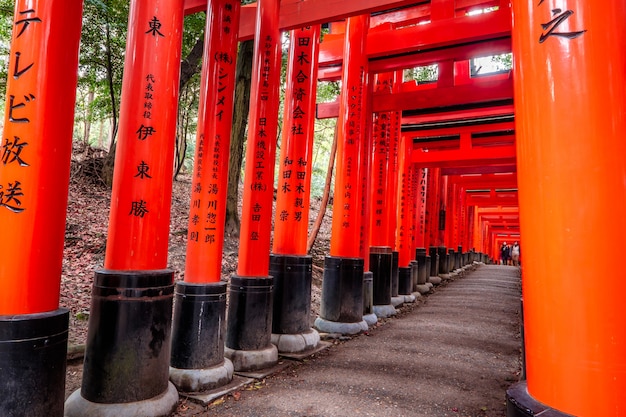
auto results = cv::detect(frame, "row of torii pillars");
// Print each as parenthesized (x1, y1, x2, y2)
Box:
(0, 1, 624, 417)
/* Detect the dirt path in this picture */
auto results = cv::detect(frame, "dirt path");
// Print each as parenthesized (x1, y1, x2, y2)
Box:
(166, 264, 522, 417)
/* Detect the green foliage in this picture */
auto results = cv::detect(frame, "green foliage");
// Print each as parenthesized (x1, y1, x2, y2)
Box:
(0, 0, 13, 106)
(404, 64, 438, 83)
(317, 80, 340, 103)
(76, 0, 129, 147)
(309, 82, 339, 198)
(310, 117, 336, 198)
(181, 12, 206, 59)
(471, 53, 512, 76)
(489, 53, 513, 70)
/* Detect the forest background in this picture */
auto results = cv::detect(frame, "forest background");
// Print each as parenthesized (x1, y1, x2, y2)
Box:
(0, 0, 510, 342)
(0, 0, 510, 234)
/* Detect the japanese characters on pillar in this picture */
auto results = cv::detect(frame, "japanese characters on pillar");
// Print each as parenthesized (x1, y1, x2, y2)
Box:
(105, 0, 184, 271)
(386, 70, 402, 247)
(330, 14, 369, 259)
(369, 73, 393, 248)
(273, 25, 320, 256)
(512, 1, 626, 416)
(0, 1, 83, 314)
(185, 0, 240, 283)
(438, 175, 448, 245)
(408, 162, 420, 255)
(452, 183, 461, 247)
(237, 0, 281, 276)
(395, 135, 413, 268)
(413, 168, 428, 250)
(466, 204, 474, 251)
(359, 77, 373, 270)
(425, 167, 441, 248)
(446, 182, 458, 247)
(457, 187, 468, 252)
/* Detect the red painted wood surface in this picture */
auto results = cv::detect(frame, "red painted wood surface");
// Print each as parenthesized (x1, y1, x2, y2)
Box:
(395, 135, 413, 268)
(273, 26, 321, 255)
(237, 0, 282, 276)
(329, 14, 369, 258)
(0, 0, 83, 314)
(105, 0, 185, 270)
(185, 0, 240, 283)
(513, 2, 626, 414)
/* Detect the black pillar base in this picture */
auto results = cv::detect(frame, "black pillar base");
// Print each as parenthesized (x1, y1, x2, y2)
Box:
(0, 308, 69, 417)
(315, 256, 367, 334)
(370, 247, 392, 306)
(438, 246, 449, 275)
(423, 255, 431, 284)
(269, 254, 312, 335)
(226, 275, 273, 350)
(410, 261, 418, 291)
(429, 246, 439, 277)
(506, 381, 575, 417)
(391, 251, 399, 297)
(225, 275, 277, 371)
(409, 260, 418, 292)
(170, 281, 231, 392)
(363, 271, 374, 316)
(362, 271, 377, 326)
(269, 254, 320, 353)
(398, 267, 412, 295)
(65, 269, 178, 417)
(415, 248, 428, 285)
(83, 269, 174, 402)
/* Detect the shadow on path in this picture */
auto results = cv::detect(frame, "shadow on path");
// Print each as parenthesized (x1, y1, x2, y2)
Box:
(191, 264, 522, 417)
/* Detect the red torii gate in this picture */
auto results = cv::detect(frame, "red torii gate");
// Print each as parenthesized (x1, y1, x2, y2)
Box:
(1, 2, 623, 417)
(309, 0, 518, 315)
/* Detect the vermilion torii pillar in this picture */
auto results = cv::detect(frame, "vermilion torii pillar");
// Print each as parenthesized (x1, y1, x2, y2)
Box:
(369, 72, 397, 319)
(0, 2, 82, 416)
(437, 174, 450, 276)
(359, 69, 375, 327)
(169, 0, 240, 393)
(226, 0, 281, 372)
(396, 135, 416, 298)
(315, 14, 370, 335)
(426, 167, 441, 280)
(387, 72, 404, 303)
(65, 0, 184, 415)
(270, 25, 321, 354)
(506, 2, 626, 417)
(413, 167, 431, 292)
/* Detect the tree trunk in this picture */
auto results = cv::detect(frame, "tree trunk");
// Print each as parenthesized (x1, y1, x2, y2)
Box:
(83, 90, 95, 148)
(174, 82, 191, 180)
(225, 39, 254, 238)
(307, 124, 338, 253)
(179, 37, 204, 90)
(102, 21, 119, 187)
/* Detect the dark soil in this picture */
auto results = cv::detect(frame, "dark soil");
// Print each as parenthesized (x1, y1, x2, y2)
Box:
(61, 157, 522, 417)
(62, 162, 331, 401)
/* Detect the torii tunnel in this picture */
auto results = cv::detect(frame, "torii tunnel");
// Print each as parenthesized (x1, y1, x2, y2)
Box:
(0, 0, 624, 416)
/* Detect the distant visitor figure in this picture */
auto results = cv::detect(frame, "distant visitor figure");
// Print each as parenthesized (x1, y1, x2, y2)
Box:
(511, 242, 520, 266)
(500, 242, 510, 265)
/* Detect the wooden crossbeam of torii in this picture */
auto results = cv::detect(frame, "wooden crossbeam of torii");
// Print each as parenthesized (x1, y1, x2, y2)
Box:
(477, 209, 519, 228)
(317, 2, 511, 76)
(477, 207, 519, 225)
(183, 0, 420, 39)
(448, 172, 517, 189)
(465, 190, 518, 207)
(406, 118, 516, 168)
(447, 173, 518, 206)
(317, 72, 513, 117)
